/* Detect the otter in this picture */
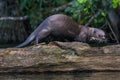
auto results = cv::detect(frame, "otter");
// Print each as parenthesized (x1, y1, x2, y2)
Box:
(16, 14, 106, 48)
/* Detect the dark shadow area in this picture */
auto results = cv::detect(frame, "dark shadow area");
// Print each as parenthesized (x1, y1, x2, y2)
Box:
(0, 71, 120, 80)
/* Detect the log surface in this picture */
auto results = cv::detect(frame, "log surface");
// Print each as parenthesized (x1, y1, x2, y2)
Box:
(0, 42, 120, 73)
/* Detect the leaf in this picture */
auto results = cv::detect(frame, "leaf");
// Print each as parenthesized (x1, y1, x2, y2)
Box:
(77, 0, 87, 4)
(112, 0, 120, 8)
(113, 4, 118, 8)
(101, 12, 106, 17)
(20, 0, 28, 10)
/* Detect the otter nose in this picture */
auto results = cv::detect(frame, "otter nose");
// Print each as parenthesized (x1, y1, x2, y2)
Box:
(102, 36, 107, 43)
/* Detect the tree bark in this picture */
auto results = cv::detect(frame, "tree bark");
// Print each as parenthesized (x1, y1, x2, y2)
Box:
(0, 0, 32, 44)
(107, 9, 120, 43)
(0, 42, 120, 73)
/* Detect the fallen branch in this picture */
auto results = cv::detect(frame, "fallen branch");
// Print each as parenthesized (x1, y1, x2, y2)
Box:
(109, 33, 114, 41)
(85, 10, 101, 26)
(52, 2, 72, 12)
(0, 15, 28, 21)
(100, 22, 107, 29)
(1, 42, 120, 73)
(107, 20, 119, 43)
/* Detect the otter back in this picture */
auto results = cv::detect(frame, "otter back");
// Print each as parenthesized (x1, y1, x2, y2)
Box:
(15, 14, 80, 48)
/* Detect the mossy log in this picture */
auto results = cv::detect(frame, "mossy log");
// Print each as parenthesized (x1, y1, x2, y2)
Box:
(0, 42, 120, 73)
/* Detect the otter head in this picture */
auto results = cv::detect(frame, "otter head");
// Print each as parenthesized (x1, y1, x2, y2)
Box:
(89, 28, 106, 43)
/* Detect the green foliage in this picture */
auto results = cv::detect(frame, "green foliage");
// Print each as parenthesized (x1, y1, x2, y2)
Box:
(112, 0, 120, 8)
(19, 0, 44, 28)
(65, 1, 82, 21)
(19, 0, 120, 29)
(65, 0, 118, 28)
(77, 0, 87, 4)
(19, 0, 71, 29)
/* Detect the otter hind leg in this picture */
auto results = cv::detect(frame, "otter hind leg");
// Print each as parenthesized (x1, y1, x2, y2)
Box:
(34, 29, 51, 45)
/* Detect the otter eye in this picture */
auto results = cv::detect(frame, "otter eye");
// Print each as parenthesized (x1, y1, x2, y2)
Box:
(94, 30, 96, 33)
(99, 35, 104, 38)
(98, 35, 102, 37)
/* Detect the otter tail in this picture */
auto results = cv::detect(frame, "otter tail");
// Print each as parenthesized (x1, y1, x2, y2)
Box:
(15, 33, 36, 48)
(15, 18, 50, 48)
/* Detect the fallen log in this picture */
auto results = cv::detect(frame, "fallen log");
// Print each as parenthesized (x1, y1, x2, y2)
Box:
(0, 42, 120, 73)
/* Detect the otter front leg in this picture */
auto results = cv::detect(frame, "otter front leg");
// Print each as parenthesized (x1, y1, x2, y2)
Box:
(74, 34, 87, 42)
(34, 29, 51, 45)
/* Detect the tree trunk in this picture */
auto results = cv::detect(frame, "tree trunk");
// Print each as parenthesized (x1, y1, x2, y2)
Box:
(107, 9, 120, 43)
(0, 0, 32, 44)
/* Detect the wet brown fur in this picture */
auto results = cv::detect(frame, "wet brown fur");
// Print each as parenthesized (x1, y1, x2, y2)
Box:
(16, 14, 106, 48)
